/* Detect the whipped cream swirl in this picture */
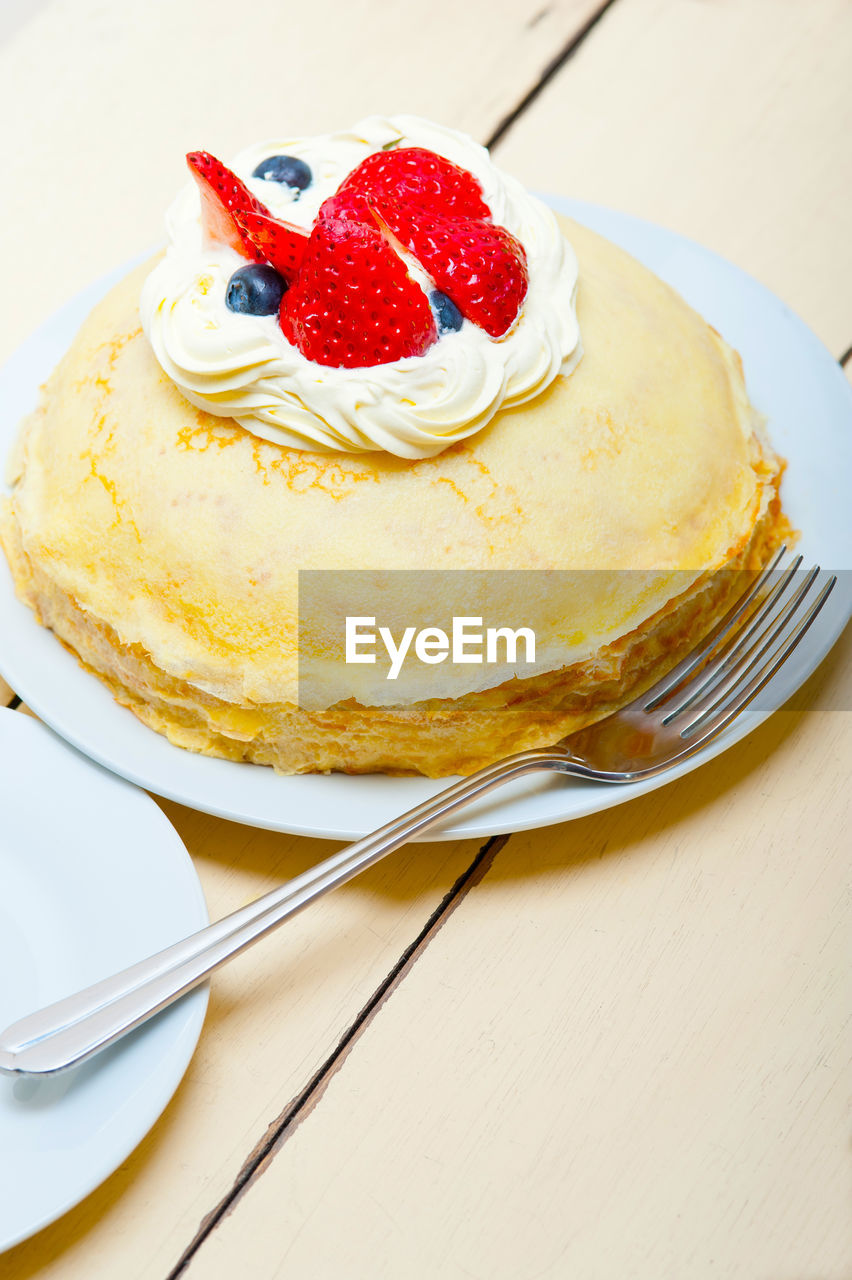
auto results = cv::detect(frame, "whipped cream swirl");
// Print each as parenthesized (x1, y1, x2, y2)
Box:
(140, 115, 581, 459)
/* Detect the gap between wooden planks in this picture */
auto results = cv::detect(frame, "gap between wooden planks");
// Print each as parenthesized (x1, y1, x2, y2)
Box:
(171, 0, 851, 1274)
(495, 0, 852, 357)
(0, 2, 618, 1276)
(2, 0, 850, 1275)
(0, 0, 610, 365)
(176, 650, 852, 1280)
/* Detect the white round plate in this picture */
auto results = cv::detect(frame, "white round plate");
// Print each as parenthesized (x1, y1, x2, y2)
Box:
(0, 203, 850, 842)
(0, 710, 208, 1251)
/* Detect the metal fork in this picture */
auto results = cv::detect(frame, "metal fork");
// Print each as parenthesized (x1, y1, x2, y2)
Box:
(0, 549, 835, 1077)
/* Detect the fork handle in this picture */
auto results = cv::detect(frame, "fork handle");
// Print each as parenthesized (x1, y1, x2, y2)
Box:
(0, 747, 577, 1077)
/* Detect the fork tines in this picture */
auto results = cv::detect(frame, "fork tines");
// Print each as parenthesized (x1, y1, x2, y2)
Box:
(645, 547, 837, 740)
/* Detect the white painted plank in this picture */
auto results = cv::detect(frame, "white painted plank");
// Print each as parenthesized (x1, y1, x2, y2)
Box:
(182, 633, 852, 1279)
(0, 0, 603, 363)
(0, 5, 607, 1271)
(175, 2, 852, 1270)
(3, 806, 484, 1279)
(3, 1, 850, 1275)
(493, 0, 852, 354)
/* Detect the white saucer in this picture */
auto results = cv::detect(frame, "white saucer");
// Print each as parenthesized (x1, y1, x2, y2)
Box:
(0, 203, 850, 842)
(0, 710, 208, 1251)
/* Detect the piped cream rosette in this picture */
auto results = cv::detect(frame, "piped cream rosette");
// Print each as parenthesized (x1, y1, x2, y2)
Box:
(140, 115, 582, 460)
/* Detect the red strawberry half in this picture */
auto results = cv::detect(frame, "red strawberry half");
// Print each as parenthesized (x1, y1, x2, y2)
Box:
(279, 210, 436, 368)
(232, 210, 309, 282)
(338, 146, 490, 221)
(316, 189, 374, 225)
(376, 201, 528, 338)
(186, 151, 271, 262)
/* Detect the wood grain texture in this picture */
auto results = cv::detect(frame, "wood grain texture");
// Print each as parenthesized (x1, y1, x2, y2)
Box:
(1, 0, 849, 1275)
(2, 813, 485, 1279)
(0, 0, 604, 363)
(0, 4, 609, 1271)
(172, 0, 850, 1274)
(181, 635, 852, 1280)
(0, 7, 595, 1266)
(493, 0, 852, 356)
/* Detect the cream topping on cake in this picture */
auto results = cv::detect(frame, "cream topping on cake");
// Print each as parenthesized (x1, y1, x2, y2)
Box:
(140, 115, 581, 459)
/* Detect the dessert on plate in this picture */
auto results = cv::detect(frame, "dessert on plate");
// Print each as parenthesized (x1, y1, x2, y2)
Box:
(1, 116, 786, 776)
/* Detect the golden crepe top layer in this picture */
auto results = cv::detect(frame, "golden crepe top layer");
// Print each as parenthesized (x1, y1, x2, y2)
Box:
(4, 219, 779, 710)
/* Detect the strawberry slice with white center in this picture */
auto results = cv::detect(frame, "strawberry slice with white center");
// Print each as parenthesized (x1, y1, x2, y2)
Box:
(279, 208, 436, 369)
(375, 201, 528, 338)
(232, 210, 309, 282)
(186, 151, 272, 262)
(338, 147, 491, 220)
(335, 147, 529, 336)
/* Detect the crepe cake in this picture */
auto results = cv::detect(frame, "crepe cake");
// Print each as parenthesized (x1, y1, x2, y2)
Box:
(1, 116, 786, 776)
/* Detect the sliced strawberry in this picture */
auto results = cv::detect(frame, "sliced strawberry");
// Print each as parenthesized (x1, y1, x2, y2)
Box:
(232, 210, 309, 282)
(186, 151, 270, 262)
(316, 189, 374, 225)
(279, 212, 436, 369)
(376, 202, 528, 338)
(338, 147, 490, 221)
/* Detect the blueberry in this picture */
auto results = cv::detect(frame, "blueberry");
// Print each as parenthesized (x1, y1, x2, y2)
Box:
(430, 290, 463, 334)
(226, 264, 286, 316)
(251, 154, 312, 193)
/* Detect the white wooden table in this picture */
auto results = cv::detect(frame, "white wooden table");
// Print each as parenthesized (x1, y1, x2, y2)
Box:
(1, 2, 850, 1276)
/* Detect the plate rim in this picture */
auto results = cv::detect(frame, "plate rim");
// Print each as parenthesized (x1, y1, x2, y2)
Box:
(0, 709, 209, 1252)
(0, 201, 850, 842)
